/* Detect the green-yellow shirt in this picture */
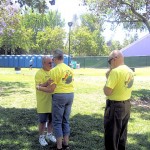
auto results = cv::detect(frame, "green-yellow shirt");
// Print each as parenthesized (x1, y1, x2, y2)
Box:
(50, 63, 74, 93)
(106, 65, 134, 101)
(35, 68, 52, 113)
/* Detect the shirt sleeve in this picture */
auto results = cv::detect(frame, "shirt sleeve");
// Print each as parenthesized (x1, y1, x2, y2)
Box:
(49, 68, 59, 84)
(35, 71, 43, 85)
(105, 70, 118, 89)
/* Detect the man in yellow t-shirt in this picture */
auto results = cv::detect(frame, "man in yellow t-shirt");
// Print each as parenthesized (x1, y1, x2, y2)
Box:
(36, 50, 74, 150)
(35, 56, 56, 146)
(103, 50, 134, 150)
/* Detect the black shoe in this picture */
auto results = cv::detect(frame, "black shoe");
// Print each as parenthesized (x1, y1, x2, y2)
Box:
(62, 144, 70, 150)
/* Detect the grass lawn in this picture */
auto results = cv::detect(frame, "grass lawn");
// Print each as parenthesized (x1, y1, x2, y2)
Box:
(0, 67, 150, 150)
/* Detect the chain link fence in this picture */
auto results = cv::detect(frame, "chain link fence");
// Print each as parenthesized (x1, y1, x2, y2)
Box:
(72, 56, 150, 68)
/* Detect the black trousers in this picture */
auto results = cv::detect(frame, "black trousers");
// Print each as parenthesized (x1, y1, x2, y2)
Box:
(104, 99, 131, 150)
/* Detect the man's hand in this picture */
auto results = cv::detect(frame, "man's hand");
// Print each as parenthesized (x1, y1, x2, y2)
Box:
(39, 82, 48, 87)
(47, 79, 54, 85)
(36, 85, 40, 90)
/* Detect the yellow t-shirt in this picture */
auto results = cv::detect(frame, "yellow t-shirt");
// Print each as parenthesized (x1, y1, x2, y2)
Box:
(106, 65, 134, 101)
(35, 69, 52, 113)
(50, 63, 74, 93)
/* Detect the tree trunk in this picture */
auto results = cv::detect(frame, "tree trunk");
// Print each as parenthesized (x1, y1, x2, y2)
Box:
(5, 49, 7, 55)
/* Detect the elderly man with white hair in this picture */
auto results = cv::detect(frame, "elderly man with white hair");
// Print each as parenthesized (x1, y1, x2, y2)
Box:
(35, 56, 56, 146)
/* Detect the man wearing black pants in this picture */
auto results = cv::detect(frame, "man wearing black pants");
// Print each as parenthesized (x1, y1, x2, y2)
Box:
(103, 50, 134, 150)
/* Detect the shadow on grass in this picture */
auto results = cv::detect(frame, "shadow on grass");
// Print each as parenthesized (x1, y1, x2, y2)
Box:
(70, 113, 104, 150)
(0, 81, 31, 96)
(128, 106, 150, 149)
(127, 133, 150, 150)
(0, 107, 149, 150)
(0, 106, 55, 150)
(132, 89, 150, 101)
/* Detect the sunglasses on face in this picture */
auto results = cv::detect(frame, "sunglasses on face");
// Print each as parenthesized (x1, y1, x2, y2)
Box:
(108, 56, 118, 64)
(52, 57, 57, 62)
(108, 58, 114, 64)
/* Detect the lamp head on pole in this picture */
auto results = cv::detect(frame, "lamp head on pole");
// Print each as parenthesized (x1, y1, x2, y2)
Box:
(49, 0, 55, 5)
(68, 22, 73, 27)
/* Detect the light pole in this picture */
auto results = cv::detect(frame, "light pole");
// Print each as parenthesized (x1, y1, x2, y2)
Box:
(68, 22, 73, 66)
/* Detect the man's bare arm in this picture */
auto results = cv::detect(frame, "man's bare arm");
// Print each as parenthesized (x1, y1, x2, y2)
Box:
(36, 83, 56, 93)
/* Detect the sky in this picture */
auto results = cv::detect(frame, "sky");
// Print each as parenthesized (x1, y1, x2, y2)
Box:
(48, 0, 148, 43)
(49, 0, 85, 22)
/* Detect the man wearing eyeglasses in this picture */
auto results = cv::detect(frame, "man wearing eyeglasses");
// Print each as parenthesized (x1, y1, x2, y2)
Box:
(103, 50, 134, 150)
(35, 56, 56, 146)
(36, 50, 74, 150)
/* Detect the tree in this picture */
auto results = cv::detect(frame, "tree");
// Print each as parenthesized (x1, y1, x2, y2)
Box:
(45, 11, 65, 28)
(82, 0, 150, 33)
(68, 13, 111, 56)
(80, 13, 101, 32)
(16, 0, 56, 13)
(0, 0, 20, 54)
(0, 0, 19, 35)
(16, 0, 49, 13)
(79, 13, 109, 55)
(0, 14, 34, 54)
(71, 26, 97, 56)
(92, 30, 109, 55)
(108, 40, 123, 51)
(36, 27, 66, 54)
(122, 33, 139, 47)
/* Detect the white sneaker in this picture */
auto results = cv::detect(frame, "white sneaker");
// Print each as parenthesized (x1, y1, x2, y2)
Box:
(39, 135, 48, 146)
(46, 134, 56, 143)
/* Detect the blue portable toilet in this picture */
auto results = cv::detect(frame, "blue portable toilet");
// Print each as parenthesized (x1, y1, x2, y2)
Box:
(24, 55, 32, 68)
(29, 55, 37, 68)
(18, 55, 25, 67)
(8, 55, 14, 67)
(14, 55, 19, 67)
(63, 55, 69, 65)
(0, 55, 3, 67)
(33, 55, 37, 68)
(36, 55, 43, 68)
(68, 55, 71, 66)
(4, 55, 9, 67)
(50, 55, 53, 59)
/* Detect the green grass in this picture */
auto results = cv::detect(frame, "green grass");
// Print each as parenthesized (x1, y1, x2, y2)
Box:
(0, 67, 150, 150)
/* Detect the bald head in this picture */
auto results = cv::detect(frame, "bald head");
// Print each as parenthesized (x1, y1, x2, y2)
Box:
(42, 56, 52, 71)
(109, 50, 123, 59)
(42, 56, 51, 65)
(108, 50, 124, 68)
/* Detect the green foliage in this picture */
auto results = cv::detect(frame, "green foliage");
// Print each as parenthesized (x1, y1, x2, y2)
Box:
(72, 26, 97, 56)
(83, 0, 150, 33)
(17, 0, 49, 13)
(81, 13, 101, 32)
(92, 30, 110, 55)
(0, 10, 65, 54)
(11, 27, 34, 52)
(0, 14, 34, 54)
(22, 11, 65, 31)
(45, 11, 65, 28)
(71, 26, 110, 56)
(71, 13, 110, 56)
(109, 40, 123, 51)
(36, 27, 66, 53)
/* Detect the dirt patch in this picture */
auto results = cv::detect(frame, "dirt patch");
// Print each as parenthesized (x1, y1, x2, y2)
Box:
(131, 99, 150, 109)
(0, 87, 3, 92)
